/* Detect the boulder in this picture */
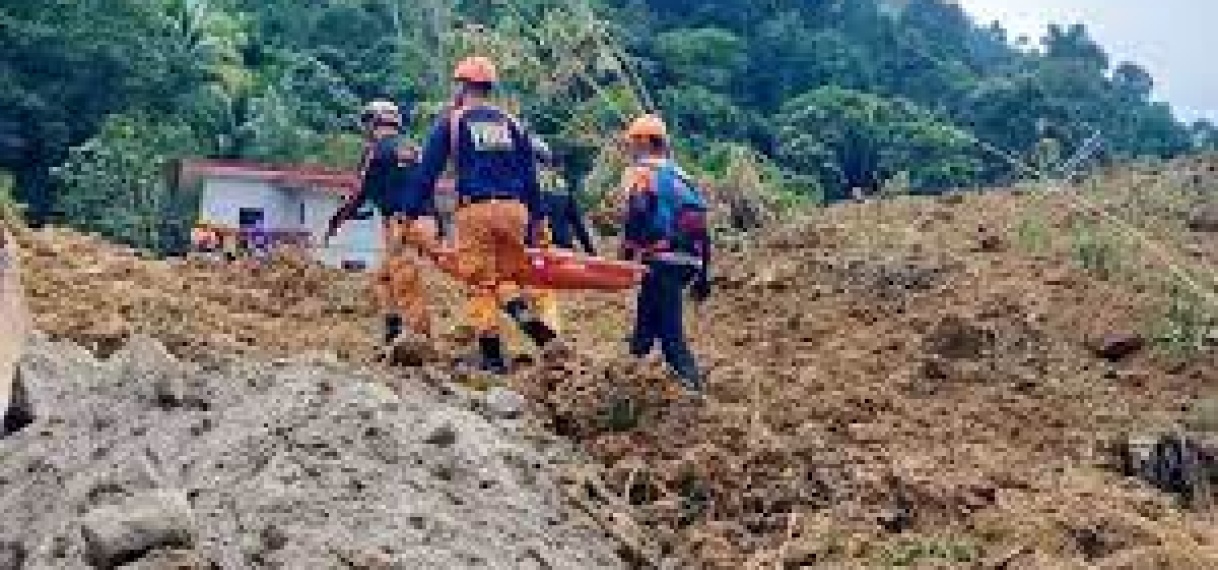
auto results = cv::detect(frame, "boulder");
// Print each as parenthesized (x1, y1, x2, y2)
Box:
(423, 422, 459, 448)
(925, 315, 991, 360)
(1088, 332, 1145, 362)
(0, 541, 26, 570)
(1187, 205, 1218, 233)
(483, 387, 527, 420)
(973, 226, 1005, 253)
(1122, 432, 1214, 507)
(81, 490, 196, 569)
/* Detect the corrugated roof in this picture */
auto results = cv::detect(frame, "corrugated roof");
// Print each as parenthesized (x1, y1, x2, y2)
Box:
(178, 159, 359, 195)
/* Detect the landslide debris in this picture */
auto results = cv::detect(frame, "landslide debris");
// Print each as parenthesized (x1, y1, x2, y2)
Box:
(0, 335, 622, 569)
(12, 165, 1218, 568)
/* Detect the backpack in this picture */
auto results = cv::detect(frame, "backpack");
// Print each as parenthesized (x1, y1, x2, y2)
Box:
(644, 162, 709, 254)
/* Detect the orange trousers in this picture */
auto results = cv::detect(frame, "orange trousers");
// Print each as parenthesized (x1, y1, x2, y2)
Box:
(374, 217, 432, 337)
(530, 225, 561, 333)
(455, 200, 531, 336)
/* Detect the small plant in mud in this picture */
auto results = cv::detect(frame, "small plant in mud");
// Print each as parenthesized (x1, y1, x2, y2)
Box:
(676, 469, 711, 527)
(1187, 398, 1218, 433)
(601, 395, 641, 432)
(1014, 214, 1051, 253)
(874, 537, 979, 567)
(1070, 218, 1123, 280)
(880, 171, 912, 200)
(1150, 279, 1214, 358)
(0, 172, 24, 234)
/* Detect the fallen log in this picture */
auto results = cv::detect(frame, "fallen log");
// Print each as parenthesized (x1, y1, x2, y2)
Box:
(1, 228, 29, 435)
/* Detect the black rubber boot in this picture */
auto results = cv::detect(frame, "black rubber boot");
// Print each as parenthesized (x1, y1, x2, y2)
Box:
(383, 314, 403, 344)
(380, 314, 430, 366)
(478, 336, 509, 375)
(503, 298, 558, 347)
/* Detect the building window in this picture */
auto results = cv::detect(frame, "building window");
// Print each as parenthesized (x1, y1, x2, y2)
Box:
(299, 203, 306, 225)
(238, 208, 264, 229)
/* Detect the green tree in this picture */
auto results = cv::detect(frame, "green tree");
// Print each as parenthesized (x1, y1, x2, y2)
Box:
(778, 87, 983, 199)
(653, 28, 747, 92)
(0, 0, 214, 223)
(53, 115, 204, 250)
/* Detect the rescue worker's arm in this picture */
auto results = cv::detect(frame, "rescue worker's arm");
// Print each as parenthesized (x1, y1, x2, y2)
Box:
(328, 144, 377, 238)
(512, 124, 544, 247)
(415, 120, 453, 240)
(565, 192, 598, 256)
(414, 121, 451, 201)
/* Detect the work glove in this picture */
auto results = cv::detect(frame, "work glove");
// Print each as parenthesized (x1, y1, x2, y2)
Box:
(324, 216, 342, 245)
(690, 274, 711, 304)
(524, 217, 541, 248)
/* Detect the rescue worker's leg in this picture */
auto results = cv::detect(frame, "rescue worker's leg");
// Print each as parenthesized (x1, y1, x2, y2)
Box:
(373, 219, 431, 364)
(534, 288, 561, 334)
(528, 226, 561, 333)
(455, 203, 511, 374)
(488, 202, 558, 348)
(467, 283, 508, 374)
(629, 266, 661, 357)
(653, 262, 702, 392)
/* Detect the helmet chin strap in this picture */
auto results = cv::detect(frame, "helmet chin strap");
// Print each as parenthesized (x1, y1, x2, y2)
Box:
(363, 118, 400, 135)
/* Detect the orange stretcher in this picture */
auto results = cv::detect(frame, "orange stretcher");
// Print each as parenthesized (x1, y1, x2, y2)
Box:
(403, 217, 645, 291)
(526, 248, 645, 291)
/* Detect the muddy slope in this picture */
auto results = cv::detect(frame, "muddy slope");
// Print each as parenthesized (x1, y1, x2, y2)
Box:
(13, 165, 1218, 567)
(0, 336, 622, 569)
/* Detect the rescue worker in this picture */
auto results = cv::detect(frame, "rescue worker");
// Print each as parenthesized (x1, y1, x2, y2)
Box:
(531, 136, 597, 333)
(619, 114, 712, 394)
(328, 99, 433, 364)
(413, 56, 559, 374)
(190, 225, 219, 257)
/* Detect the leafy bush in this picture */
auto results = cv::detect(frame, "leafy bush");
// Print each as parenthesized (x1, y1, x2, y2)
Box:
(53, 115, 204, 251)
(0, 172, 22, 232)
(1151, 279, 1213, 358)
(1070, 218, 1122, 280)
(1015, 214, 1051, 253)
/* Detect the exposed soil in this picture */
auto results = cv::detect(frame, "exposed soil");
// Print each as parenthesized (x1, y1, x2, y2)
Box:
(8, 163, 1218, 568)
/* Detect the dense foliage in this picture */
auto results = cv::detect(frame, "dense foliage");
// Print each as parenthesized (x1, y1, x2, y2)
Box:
(1, 0, 1213, 243)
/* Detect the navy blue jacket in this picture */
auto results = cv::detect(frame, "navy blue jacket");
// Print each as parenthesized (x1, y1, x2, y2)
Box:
(331, 135, 426, 234)
(358, 135, 429, 217)
(542, 188, 596, 255)
(414, 105, 542, 219)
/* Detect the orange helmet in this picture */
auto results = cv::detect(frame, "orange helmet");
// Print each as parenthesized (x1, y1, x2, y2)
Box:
(625, 114, 668, 141)
(453, 56, 498, 84)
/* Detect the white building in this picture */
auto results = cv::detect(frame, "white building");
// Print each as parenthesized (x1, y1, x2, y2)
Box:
(177, 160, 380, 269)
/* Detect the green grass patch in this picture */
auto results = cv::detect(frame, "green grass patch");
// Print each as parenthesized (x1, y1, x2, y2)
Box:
(873, 536, 979, 567)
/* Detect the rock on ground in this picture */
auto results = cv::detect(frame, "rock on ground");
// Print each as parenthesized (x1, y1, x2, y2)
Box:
(81, 490, 195, 569)
(0, 336, 622, 569)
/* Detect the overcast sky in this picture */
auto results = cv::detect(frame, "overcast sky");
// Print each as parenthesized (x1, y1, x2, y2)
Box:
(956, 0, 1216, 122)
